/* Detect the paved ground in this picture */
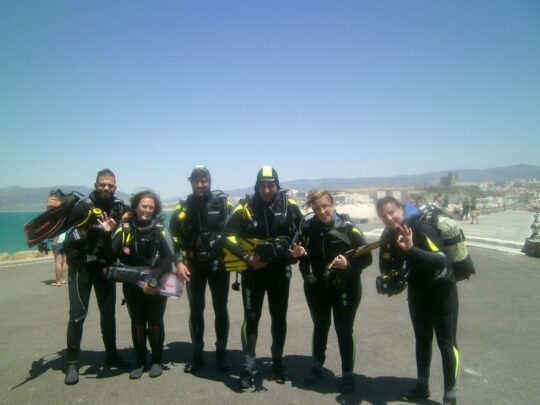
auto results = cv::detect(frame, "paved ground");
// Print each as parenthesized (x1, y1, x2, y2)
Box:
(0, 210, 538, 404)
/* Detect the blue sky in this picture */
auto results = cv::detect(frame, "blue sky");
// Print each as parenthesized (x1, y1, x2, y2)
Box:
(1, 1, 539, 198)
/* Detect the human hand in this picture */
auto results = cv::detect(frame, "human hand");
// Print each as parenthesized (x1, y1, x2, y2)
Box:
(331, 254, 348, 270)
(97, 212, 117, 232)
(289, 243, 307, 258)
(176, 262, 191, 283)
(121, 211, 132, 223)
(248, 255, 268, 270)
(396, 224, 414, 251)
(143, 283, 158, 295)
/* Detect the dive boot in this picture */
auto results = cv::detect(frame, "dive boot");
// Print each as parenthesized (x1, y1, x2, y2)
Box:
(184, 353, 204, 373)
(340, 375, 355, 394)
(216, 350, 231, 372)
(64, 363, 79, 385)
(238, 369, 254, 389)
(129, 365, 144, 380)
(149, 363, 163, 378)
(400, 383, 430, 402)
(443, 397, 457, 405)
(272, 362, 293, 382)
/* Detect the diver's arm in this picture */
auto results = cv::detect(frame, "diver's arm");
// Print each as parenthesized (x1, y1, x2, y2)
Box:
(403, 223, 447, 270)
(154, 228, 175, 280)
(287, 202, 304, 265)
(168, 206, 184, 253)
(110, 226, 125, 258)
(221, 206, 250, 263)
(348, 225, 373, 272)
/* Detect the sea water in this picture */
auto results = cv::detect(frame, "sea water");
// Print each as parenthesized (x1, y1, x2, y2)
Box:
(0, 212, 41, 254)
(0, 211, 174, 255)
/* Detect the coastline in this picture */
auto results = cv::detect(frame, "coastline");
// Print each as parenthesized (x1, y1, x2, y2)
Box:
(0, 250, 53, 267)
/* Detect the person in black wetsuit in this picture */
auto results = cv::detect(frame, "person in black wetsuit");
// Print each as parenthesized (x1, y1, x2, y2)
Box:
(169, 166, 232, 373)
(110, 190, 175, 379)
(63, 168, 131, 385)
(222, 166, 302, 389)
(377, 196, 459, 405)
(291, 190, 372, 394)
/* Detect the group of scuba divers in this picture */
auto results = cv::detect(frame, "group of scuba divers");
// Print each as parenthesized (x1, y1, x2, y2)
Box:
(53, 165, 465, 405)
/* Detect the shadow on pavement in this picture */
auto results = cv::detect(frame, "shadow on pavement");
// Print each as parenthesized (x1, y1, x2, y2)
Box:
(335, 374, 440, 405)
(165, 341, 244, 392)
(11, 348, 133, 389)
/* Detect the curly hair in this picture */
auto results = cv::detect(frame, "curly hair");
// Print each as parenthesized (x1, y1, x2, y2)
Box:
(130, 190, 162, 217)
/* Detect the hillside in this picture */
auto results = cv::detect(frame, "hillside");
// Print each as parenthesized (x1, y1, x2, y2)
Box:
(1, 164, 538, 210)
(225, 164, 540, 196)
(0, 186, 132, 211)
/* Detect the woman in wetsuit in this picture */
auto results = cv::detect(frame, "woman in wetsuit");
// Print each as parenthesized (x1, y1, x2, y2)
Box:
(292, 190, 372, 394)
(377, 196, 459, 405)
(110, 190, 175, 379)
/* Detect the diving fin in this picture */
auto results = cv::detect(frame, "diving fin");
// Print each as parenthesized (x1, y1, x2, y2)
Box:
(23, 191, 83, 248)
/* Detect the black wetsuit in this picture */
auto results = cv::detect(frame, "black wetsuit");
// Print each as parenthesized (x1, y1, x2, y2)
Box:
(299, 213, 372, 375)
(64, 191, 128, 363)
(222, 191, 302, 370)
(169, 191, 232, 356)
(111, 218, 175, 366)
(379, 216, 459, 396)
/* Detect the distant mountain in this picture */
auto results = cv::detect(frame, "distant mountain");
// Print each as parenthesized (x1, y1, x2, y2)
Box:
(1, 165, 538, 210)
(225, 164, 540, 196)
(0, 186, 131, 211)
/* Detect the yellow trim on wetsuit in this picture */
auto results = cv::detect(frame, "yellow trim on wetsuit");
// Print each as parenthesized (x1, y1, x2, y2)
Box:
(75, 209, 93, 227)
(453, 345, 460, 379)
(425, 236, 440, 252)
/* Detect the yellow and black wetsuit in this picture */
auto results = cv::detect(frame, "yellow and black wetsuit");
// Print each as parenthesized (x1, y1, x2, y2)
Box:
(222, 190, 302, 373)
(299, 212, 372, 377)
(111, 218, 175, 368)
(64, 191, 128, 363)
(379, 215, 459, 401)
(169, 190, 232, 365)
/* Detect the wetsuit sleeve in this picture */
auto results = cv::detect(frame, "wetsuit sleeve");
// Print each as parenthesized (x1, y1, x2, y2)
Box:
(168, 204, 186, 264)
(287, 200, 303, 265)
(348, 225, 372, 273)
(225, 200, 234, 216)
(110, 225, 125, 258)
(221, 203, 250, 263)
(406, 222, 447, 271)
(154, 228, 175, 280)
(298, 223, 311, 278)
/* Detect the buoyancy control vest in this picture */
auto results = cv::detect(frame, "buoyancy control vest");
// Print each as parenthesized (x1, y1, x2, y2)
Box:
(172, 190, 229, 261)
(65, 192, 126, 260)
(415, 204, 476, 281)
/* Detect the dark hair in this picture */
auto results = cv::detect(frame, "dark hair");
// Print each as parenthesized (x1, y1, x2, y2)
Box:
(305, 190, 334, 210)
(376, 196, 402, 213)
(95, 168, 116, 183)
(130, 190, 162, 217)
